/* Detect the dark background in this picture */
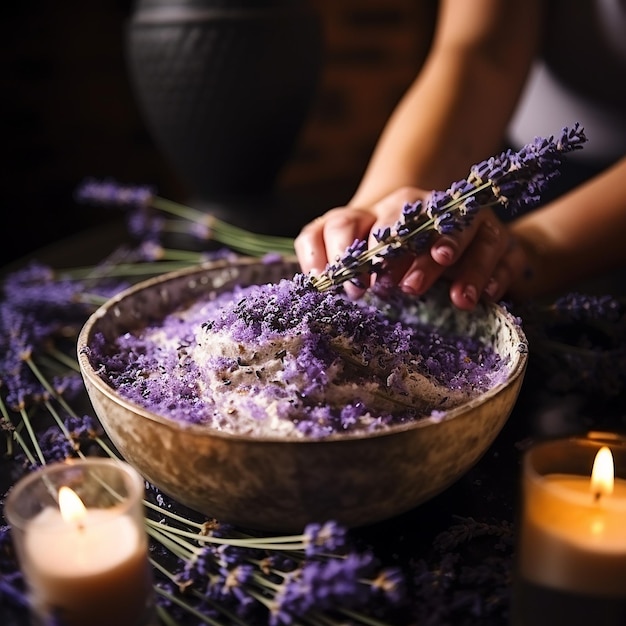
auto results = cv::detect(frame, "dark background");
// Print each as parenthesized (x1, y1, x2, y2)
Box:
(1, 0, 183, 268)
(0, 0, 437, 268)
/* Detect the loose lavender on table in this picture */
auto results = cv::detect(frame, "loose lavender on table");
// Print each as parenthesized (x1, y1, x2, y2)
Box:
(313, 123, 587, 291)
(5, 121, 623, 626)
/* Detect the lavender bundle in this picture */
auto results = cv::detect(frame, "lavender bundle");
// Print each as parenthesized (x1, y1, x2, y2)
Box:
(0, 262, 407, 625)
(312, 123, 587, 292)
(75, 178, 295, 260)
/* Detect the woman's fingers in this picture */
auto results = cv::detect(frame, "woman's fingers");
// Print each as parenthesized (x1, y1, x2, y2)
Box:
(395, 208, 503, 301)
(398, 255, 441, 295)
(446, 216, 509, 309)
(294, 189, 527, 310)
(396, 209, 517, 309)
(295, 187, 429, 297)
(295, 208, 368, 273)
(446, 219, 528, 310)
(294, 206, 377, 297)
(481, 237, 530, 302)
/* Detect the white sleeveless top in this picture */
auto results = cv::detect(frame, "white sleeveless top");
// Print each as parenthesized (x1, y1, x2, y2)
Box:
(508, 0, 626, 166)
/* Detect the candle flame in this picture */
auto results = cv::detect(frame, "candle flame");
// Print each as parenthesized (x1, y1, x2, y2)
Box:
(590, 446, 614, 500)
(58, 486, 87, 524)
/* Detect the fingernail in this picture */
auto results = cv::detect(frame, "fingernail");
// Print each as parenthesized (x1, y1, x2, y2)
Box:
(401, 269, 425, 295)
(484, 277, 498, 299)
(433, 244, 455, 264)
(463, 284, 478, 305)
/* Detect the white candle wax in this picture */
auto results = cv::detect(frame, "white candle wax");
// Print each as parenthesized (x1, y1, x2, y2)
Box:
(520, 472, 626, 596)
(24, 505, 152, 626)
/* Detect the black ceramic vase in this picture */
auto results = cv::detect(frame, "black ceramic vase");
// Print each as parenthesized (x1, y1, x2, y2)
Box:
(125, 0, 324, 231)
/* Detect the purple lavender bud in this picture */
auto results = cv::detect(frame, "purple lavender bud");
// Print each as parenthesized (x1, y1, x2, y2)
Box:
(371, 566, 407, 604)
(433, 211, 459, 235)
(64, 414, 104, 439)
(0, 542, 28, 608)
(74, 177, 155, 209)
(374, 225, 392, 243)
(459, 196, 479, 217)
(135, 241, 164, 262)
(449, 178, 476, 197)
(403, 230, 432, 255)
(36, 425, 76, 461)
(53, 374, 87, 401)
(339, 239, 369, 269)
(262, 251, 284, 265)
(188, 221, 212, 240)
(401, 200, 423, 221)
(304, 521, 348, 556)
(425, 190, 453, 219)
(556, 122, 587, 152)
(275, 551, 377, 617)
(314, 123, 588, 291)
(553, 292, 622, 322)
(127, 210, 165, 241)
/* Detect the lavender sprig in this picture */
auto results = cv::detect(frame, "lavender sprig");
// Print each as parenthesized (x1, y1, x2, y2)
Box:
(312, 123, 587, 292)
(74, 178, 296, 257)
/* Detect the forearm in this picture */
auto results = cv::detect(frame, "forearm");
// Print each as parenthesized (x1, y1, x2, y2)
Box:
(509, 157, 626, 300)
(350, 0, 541, 206)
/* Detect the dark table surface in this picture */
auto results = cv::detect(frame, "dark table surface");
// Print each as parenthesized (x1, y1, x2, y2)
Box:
(1, 218, 625, 625)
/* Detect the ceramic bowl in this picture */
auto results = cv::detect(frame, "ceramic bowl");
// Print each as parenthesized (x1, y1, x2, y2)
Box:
(77, 257, 528, 532)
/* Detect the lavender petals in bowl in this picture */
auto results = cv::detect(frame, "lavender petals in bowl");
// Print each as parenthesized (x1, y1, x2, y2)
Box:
(77, 257, 527, 532)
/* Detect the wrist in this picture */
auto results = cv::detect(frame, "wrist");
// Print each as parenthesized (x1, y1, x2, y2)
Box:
(507, 219, 558, 301)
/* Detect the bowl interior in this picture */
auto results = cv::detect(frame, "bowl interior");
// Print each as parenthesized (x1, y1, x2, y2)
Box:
(77, 257, 528, 530)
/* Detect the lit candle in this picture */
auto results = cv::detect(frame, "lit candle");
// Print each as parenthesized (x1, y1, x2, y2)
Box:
(4, 459, 154, 626)
(512, 433, 626, 626)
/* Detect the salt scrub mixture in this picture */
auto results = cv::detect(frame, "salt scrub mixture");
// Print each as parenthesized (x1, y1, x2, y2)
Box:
(90, 274, 511, 439)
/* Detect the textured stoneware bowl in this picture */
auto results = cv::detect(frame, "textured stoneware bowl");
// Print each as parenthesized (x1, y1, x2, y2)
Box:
(77, 257, 528, 532)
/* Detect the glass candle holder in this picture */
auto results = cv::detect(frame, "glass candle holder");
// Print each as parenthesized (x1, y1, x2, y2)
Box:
(511, 432, 626, 626)
(4, 458, 155, 626)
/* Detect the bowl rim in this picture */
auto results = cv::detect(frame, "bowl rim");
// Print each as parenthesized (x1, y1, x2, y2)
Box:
(77, 257, 528, 444)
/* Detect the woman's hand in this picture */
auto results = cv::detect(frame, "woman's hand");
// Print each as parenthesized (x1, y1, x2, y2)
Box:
(294, 186, 530, 310)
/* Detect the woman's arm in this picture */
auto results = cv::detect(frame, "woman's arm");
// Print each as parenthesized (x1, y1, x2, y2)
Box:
(349, 0, 542, 204)
(295, 0, 543, 292)
(509, 157, 626, 300)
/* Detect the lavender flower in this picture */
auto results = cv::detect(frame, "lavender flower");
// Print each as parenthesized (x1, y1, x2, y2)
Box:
(158, 519, 405, 625)
(0, 526, 27, 609)
(2, 261, 128, 328)
(313, 123, 587, 291)
(74, 177, 155, 208)
(370, 566, 407, 604)
(0, 306, 46, 411)
(303, 521, 348, 556)
(0, 262, 129, 414)
(33, 424, 76, 462)
(552, 292, 621, 322)
(74, 177, 295, 258)
(408, 518, 514, 625)
(271, 552, 378, 623)
(516, 293, 626, 397)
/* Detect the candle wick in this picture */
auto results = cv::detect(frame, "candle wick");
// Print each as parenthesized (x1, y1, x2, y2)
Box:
(593, 490, 602, 503)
